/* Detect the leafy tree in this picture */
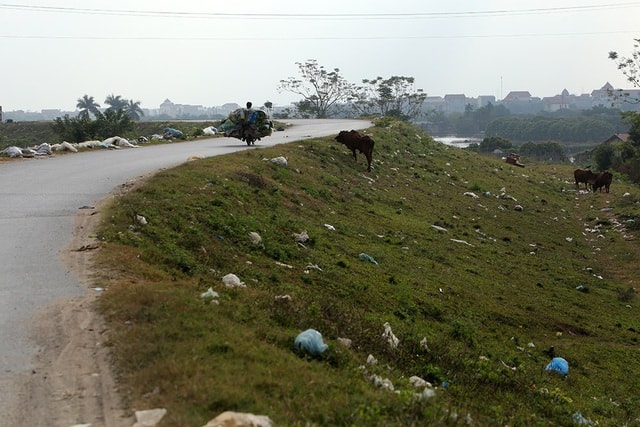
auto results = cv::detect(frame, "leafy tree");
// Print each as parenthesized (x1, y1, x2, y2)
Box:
(593, 143, 616, 170)
(468, 136, 513, 153)
(51, 114, 96, 142)
(518, 141, 565, 162)
(76, 94, 100, 117)
(52, 109, 134, 143)
(123, 100, 144, 121)
(351, 76, 426, 121)
(94, 109, 134, 138)
(104, 94, 127, 111)
(278, 60, 355, 118)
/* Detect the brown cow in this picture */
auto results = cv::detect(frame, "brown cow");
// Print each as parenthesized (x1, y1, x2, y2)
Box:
(574, 168, 598, 190)
(592, 171, 613, 193)
(335, 130, 375, 171)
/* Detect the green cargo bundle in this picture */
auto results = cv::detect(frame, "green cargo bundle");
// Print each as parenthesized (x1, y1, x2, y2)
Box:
(221, 108, 272, 145)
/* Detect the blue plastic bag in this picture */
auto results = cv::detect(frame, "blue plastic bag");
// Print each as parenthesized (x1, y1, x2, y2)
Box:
(545, 357, 569, 376)
(294, 329, 328, 357)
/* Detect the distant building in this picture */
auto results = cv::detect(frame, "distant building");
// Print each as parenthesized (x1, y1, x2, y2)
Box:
(602, 133, 630, 144)
(423, 96, 445, 111)
(542, 89, 570, 112)
(443, 94, 467, 113)
(477, 95, 496, 108)
(503, 91, 532, 102)
(591, 82, 616, 107)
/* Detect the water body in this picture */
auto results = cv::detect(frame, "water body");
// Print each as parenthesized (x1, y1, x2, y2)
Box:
(432, 136, 481, 148)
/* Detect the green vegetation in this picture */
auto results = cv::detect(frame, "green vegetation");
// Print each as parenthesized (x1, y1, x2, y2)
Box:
(90, 119, 638, 425)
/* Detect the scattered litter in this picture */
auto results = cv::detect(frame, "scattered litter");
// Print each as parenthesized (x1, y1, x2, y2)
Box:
(133, 408, 167, 427)
(575, 285, 589, 293)
(202, 126, 217, 136)
(293, 230, 309, 243)
(415, 387, 437, 399)
(431, 225, 448, 232)
(410, 376, 432, 389)
(366, 354, 378, 365)
(222, 273, 246, 288)
(136, 215, 148, 225)
(60, 141, 78, 152)
(203, 411, 273, 427)
(463, 192, 479, 199)
(359, 253, 378, 264)
(92, 287, 104, 292)
(304, 263, 323, 271)
(275, 261, 293, 269)
(163, 127, 184, 139)
(450, 239, 474, 247)
(337, 337, 352, 348)
(323, 223, 335, 231)
(1, 146, 23, 158)
(248, 231, 262, 245)
(78, 205, 95, 210)
(294, 329, 328, 357)
(382, 322, 399, 349)
(275, 294, 291, 301)
(420, 337, 429, 351)
(270, 156, 288, 167)
(514, 205, 524, 211)
(545, 357, 569, 377)
(200, 287, 219, 300)
(369, 374, 394, 391)
(565, 237, 573, 242)
(572, 412, 596, 426)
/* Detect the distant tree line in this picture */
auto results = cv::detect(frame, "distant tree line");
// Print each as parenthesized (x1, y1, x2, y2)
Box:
(485, 115, 618, 143)
(52, 94, 144, 143)
(466, 136, 566, 163)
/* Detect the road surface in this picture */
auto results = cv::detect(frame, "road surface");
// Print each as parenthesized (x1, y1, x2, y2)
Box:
(0, 119, 371, 425)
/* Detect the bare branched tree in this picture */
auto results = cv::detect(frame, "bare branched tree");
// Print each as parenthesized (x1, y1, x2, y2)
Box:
(278, 60, 356, 118)
(608, 38, 640, 104)
(351, 76, 427, 120)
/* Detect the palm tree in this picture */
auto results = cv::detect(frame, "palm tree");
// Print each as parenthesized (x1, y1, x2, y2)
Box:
(123, 99, 144, 121)
(76, 94, 100, 117)
(104, 94, 127, 111)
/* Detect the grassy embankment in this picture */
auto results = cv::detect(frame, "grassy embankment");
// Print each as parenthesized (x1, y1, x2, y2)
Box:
(92, 118, 640, 426)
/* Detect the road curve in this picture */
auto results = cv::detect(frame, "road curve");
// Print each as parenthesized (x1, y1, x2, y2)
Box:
(0, 119, 371, 420)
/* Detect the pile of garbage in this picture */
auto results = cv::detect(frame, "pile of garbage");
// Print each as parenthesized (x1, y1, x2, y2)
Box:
(219, 104, 272, 146)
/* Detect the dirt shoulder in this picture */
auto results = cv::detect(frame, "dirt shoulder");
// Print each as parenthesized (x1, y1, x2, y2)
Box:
(11, 197, 132, 427)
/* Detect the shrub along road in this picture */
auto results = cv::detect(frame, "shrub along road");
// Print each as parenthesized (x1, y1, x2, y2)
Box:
(0, 119, 370, 426)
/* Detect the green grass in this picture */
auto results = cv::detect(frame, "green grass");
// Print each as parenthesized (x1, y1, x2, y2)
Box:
(94, 118, 640, 426)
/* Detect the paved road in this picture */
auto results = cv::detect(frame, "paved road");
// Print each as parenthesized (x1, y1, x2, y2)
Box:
(0, 118, 370, 417)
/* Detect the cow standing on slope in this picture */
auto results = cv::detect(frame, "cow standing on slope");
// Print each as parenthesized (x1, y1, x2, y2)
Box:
(335, 130, 375, 172)
(592, 171, 613, 193)
(574, 169, 598, 190)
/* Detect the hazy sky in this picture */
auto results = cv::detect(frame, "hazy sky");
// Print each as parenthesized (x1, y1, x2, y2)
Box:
(1, 0, 639, 112)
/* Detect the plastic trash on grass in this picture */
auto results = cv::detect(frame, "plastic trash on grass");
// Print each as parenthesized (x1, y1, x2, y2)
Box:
(359, 253, 378, 264)
(545, 357, 569, 377)
(294, 329, 328, 357)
